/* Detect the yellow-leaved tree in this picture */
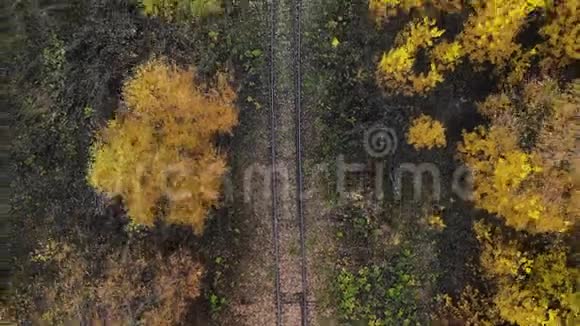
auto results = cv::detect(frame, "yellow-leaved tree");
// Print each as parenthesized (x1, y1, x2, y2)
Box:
(373, 0, 579, 95)
(369, 0, 463, 24)
(376, 18, 449, 95)
(538, 0, 580, 71)
(407, 114, 446, 149)
(458, 79, 579, 233)
(88, 58, 237, 233)
(459, 0, 547, 67)
(473, 221, 579, 325)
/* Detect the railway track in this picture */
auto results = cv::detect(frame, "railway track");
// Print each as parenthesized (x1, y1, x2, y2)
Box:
(292, 0, 309, 324)
(268, 0, 309, 325)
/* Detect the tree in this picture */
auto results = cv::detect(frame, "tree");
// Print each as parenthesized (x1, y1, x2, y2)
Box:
(473, 221, 579, 325)
(373, 0, 578, 95)
(4, 238, 204, 325)
(437, 221, 579, 326)
(460, 0, 546, 67)
(369, 0, 463, 24)
(406, 114, 446, 149)
(376, 17, 452, 95)
(457, 79, 578, 233)
(538, 0, 580, 71)
(88, 58, 238, 233)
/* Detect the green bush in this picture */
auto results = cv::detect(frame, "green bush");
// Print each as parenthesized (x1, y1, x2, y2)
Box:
(336, 248, 427, 326)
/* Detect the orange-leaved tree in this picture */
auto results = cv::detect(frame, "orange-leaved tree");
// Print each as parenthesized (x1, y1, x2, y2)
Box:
(88, 58, 237, 233)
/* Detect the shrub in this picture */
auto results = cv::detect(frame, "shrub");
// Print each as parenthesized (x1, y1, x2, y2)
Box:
(95, 250, 149, 323)
(41, 34, 65, 92)
(336, 249, 429, 325)
(369, 0, 423, 23)
(33, 241, 92, 324)
(3, 235, 204, 325)
(50, 243, 202, 324)
(435, 286, 500, 326)
(88, 58, 238, 233)
(140, 0, 223, 20)
(427, 214, 445, 230)
(141, 249, 204, 325)
(407, 114, 446, 149)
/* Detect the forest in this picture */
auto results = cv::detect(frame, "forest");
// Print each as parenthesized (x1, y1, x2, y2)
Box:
(2, 0, 579, 325)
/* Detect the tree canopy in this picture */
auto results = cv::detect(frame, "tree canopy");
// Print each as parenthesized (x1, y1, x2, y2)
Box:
(88, 58, 237, 233)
